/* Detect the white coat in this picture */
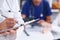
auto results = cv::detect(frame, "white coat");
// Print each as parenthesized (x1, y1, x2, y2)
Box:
(0, 0, 24, 40)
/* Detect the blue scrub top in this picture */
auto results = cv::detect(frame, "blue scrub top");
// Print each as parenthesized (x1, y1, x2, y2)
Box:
(21, 0, 52, 20)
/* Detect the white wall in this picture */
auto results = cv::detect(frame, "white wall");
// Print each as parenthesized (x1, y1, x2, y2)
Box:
(47, 0, 52, 7)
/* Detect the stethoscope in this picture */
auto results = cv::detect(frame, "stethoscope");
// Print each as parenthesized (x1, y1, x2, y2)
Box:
(29, 3, 44, 19)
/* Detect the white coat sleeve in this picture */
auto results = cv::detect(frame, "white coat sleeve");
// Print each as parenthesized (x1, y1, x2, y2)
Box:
(0, 9, 6, 23)
(13, 12, 24, 27)
(0, 0, 6, 23)
(11, 0, 24, 27)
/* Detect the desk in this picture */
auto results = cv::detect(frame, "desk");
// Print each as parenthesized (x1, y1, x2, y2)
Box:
(15, 25, 54, 40)
(51, 26, 60, 40)
(15, 9, 58, 40)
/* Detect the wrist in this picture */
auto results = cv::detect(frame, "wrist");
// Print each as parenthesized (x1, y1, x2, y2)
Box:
(46, 20, 51, 23)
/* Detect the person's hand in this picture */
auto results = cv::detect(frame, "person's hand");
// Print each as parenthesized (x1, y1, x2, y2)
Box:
(0, 30, 17, 36)
(38, 20, 50, 27)
(0, 18, 18, 34)
(5, 18, 18, 28)
(0, 26, 18, 35)
(21, 14, 26, 19)
(38, 20, 51, 33)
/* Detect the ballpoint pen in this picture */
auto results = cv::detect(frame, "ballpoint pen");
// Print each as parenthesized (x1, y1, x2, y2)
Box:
(0, 14, 39, 36)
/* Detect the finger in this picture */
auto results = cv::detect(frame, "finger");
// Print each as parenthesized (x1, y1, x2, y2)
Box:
(10, 30, 16, 34)
(13, 27, 18, 31)
(1, 32, 10, 35)
(14, 19, 18, 23)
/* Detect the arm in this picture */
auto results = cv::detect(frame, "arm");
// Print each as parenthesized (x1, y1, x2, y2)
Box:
(21, 2, 29, 19)
(0, 0, 19, 35)
(45, 1, 52, 23)
(46, 16, 51, 23)
(38, 1, 52, 33)
(21, 14, 26, 19)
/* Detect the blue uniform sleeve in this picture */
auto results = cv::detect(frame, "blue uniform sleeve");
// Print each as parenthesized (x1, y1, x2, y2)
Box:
(21, 3, 27, 15)
(44, 1, 52, 16)
(21, 2, 30, 15)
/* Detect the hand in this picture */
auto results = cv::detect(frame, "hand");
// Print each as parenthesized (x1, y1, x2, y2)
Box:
(21, 14, 26, 19)
(5, 18, 18, 28)
(38, 20, 51, 33)
(38, 20, 51, 27)
(0, 18, 17, 33)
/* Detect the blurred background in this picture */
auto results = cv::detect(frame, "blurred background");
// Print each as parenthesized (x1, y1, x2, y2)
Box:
(17, 0, 59, 40)
(18, 0, 59, 22)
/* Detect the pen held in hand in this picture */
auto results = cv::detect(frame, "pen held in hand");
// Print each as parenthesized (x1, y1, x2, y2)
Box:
(0, 17, 39, 33)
